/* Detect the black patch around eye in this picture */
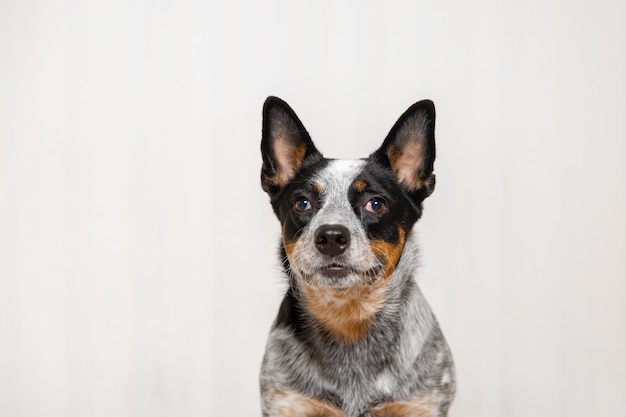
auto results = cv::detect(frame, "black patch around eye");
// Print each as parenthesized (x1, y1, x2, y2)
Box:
(273, 159, 329, 218)
(350, 159, 422, 241)
(274, 159, 330, 243)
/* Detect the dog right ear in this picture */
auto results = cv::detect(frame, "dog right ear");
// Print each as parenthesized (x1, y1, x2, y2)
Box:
(372, 99, 437, 203)
(261, 96, 322, 196)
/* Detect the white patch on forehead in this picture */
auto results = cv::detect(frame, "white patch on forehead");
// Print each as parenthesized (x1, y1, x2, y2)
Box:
(313, 159, 365, 224)
(316, 159, 365, 187)
(308, 158, 367, 247)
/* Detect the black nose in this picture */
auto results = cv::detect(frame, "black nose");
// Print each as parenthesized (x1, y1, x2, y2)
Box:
(315, 224, 350, 257)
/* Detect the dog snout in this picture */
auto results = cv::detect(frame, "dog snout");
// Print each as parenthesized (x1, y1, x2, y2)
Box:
(315, 224, 350, 257)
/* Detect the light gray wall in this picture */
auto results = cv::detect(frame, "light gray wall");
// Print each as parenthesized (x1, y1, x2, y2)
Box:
(1, 1, 625, 416)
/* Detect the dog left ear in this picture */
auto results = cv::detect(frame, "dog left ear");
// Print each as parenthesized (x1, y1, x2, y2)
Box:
(373, 99, 436, 201)
(261, 96, 322, 197)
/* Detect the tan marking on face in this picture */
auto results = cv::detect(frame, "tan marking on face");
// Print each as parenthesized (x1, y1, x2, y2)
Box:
(370, 396, 437, 417)
(271, 390, 344, 417)
(353, 179, 367, 193)
(282, 224, 297, 259)
(301, 278, 390, 342)
(386, 140, 425, 191)
(271, 140, 307, 187)
(369, 227, 406, 278)
(313, 180, 325, 193)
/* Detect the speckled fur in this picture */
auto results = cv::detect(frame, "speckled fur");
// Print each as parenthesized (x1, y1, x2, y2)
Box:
(260, 97, 455, 417)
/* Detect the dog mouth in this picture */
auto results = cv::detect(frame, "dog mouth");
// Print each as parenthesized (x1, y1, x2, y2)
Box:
(317, 262, 383, 281)
(320, 263, 352, 278)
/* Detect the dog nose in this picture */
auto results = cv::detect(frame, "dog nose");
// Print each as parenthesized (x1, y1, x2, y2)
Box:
(315, 224, 350, 257)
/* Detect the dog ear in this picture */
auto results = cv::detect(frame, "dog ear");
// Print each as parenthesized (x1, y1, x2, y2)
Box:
(261, 96, 322, 195)
(373, 99, 436, 201)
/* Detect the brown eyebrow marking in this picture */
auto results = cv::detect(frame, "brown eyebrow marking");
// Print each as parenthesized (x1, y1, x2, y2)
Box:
(353, 179, 367, 192)
(313, 181, 325, 193)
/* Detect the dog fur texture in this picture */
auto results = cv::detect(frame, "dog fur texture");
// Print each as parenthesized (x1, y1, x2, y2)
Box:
(259, 97, 455, 417)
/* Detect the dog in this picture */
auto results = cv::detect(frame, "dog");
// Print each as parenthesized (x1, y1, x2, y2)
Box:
(259, 96, 455, 417)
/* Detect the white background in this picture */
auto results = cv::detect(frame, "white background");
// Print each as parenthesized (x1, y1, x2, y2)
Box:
(1, 1, 626, 416)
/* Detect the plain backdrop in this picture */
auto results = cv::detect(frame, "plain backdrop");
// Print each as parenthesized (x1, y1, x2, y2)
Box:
(1, 1, 626, 416)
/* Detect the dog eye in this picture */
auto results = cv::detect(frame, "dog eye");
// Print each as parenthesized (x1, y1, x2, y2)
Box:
(365, 197, 386, 214)
(294, 197, 312, 212)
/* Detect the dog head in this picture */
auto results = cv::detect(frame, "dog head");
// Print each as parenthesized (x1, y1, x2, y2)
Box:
(261, 97, 436, 289)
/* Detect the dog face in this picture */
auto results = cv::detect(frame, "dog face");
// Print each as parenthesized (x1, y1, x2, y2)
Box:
(261, 97, 436, 289)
